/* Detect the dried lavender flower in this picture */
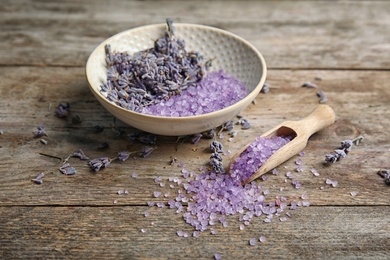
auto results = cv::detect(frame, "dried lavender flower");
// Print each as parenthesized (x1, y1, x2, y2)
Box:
(101, 18, 208, 113)
(325, 135, 364, 164)
(221, 120, 234, 132)
(139, 146, 156, 158)
(88, 157, 112, 172)
(210, 152, 223, 162)
(73, 149, 89, 160)
(377, 169, 390, 185)
(40, 139, 48, 145)
(238, 118, 251, 130)
(55, 102, 70, 118)
(190, 133, 202, 144)
(31, 179, 43, 184)
(260, 83, 270, 93)
(210, 141, 223, 153)
(59, 163, 77, 175)
(33, 125, 47, 138)
(316, 90, 327, 103)
(302, 82, 317, 88)
(138, 134, 157, 145)
(118, 151, 130, 161)
(202, 129, 216, 139)
(210, 158, 224, 173)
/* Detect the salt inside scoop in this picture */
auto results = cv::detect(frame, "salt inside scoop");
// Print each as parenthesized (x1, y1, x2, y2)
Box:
(230, 136, 293, 183)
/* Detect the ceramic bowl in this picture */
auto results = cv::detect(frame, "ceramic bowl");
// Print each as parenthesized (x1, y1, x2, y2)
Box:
(86, 23, 266, 136)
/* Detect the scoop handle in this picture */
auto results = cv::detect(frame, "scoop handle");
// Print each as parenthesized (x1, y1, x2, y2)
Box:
(296, 104, 336, 137)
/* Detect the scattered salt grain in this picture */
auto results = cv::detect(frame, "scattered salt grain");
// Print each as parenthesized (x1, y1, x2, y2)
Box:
(113, 200, 118, 204)
(325, 178, 338, 187)
(272, 169, 279, 175)
(295, 159, 302, 165)
(153, 191, 162, 198)
(259, 236, 266, 243)
(350, 191, 358, 196)
(249, 238, 257, 246)
(214, 253, 222, 260)
(131, 173, 139, 178)
(140, 228, 146, 233)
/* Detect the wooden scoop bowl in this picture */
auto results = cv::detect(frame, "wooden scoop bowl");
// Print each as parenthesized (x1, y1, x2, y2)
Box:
(229, 104, 336, 184)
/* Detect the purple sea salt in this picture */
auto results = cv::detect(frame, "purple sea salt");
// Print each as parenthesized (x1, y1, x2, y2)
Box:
(230, 136, 292, 182)
(142, 70, 248, 117)
(249, 238, 257, 246)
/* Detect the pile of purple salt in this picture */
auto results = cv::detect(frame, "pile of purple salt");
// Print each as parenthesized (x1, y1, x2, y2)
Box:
(149, 136, 302, 234)
(142, 70, 247, 116)
(230, 136, 292, 183)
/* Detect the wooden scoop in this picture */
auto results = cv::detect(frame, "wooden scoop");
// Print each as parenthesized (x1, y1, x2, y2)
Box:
(230, 104, 336, 184)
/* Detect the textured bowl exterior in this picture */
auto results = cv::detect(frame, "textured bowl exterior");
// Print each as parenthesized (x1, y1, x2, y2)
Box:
(86, 23, 266, 136)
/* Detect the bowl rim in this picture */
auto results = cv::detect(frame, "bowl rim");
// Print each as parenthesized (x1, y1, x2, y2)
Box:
(86, 22, 267, 122)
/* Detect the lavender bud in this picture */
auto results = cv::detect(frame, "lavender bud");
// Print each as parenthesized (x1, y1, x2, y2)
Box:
(239, 118, 251, 130)
(334, 149, 347, 159)
(317, 90, 327, 103)
(139, 146, 156, 158)
(302, 82, 317, 88)
(202, 129, 216, 139)
(88, 157, 112, 172)
(210, 141, 223, 153)
(34, 125, 47, 138)
(31, 179, 43, 184)
(325, 153, 339, 163)
(73, 149, 89, 160)
(340, 140, 353, 152)
(118, 151, 130, 161)
(190, 133, 202, 144)
(55, 102, 70, 118)
(210, 152, 223, 162)
(221, 121, 234, 132)
(260, 83, 270, 93)
(138, 134, 157, 145)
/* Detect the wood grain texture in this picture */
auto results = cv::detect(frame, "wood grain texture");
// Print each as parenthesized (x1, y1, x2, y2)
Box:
(1, 67, 389, 206)
(1, 206, 389, 259)
(0, 0, 389, 69)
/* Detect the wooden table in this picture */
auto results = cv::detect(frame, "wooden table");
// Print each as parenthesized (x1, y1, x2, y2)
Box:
(1, 1, 389, 259)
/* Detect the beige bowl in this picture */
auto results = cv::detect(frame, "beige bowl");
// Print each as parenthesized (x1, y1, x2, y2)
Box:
(86, 23, 266, 136)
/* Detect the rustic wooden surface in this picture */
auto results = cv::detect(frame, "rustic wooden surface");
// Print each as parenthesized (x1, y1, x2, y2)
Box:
(1, 0, 389, 259)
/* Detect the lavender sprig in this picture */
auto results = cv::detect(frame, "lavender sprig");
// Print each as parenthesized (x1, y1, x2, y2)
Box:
(325, 134, 364, 163)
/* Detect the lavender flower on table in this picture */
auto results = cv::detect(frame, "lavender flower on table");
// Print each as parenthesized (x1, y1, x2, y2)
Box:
(31, 172, 45, 184)
(33, 125, 47, 138)
(59, 163, 77, 175)
(377, 169, 390, 185)
(317, 90, 327, 103)
(221, 120, 234, 132)
(55, 102, 70, 118)
(302, 82, 317, 88)
(139, 146, 156, 158)
(190, 133, 202, 144)
(325, 134, 364, 163)
(88, 157, 112, 172)
(118, 151, 130, 161)
(238, 118, 251, 130)
(260, 82, 270, 93)
(138, 134, 157, 145)
(202, 129, 216, 139)
(72, 149, 89, 160)
(210, 141, 223, 153)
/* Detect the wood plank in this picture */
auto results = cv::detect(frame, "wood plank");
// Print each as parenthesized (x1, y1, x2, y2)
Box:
(1, 67, 389, 206)
(0, 0, 389, 69)
(0, 206, 389, 259)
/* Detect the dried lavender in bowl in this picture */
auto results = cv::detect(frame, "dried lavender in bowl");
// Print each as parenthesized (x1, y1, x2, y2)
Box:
(100, 18, 248, 117)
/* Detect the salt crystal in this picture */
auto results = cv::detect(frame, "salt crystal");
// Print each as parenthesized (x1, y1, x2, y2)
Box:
(311, 168, 320, 177)
(153, 191, 162, 198)
(249, 238, 257, 246)
(259, 236, 266, 243)
(214, 253, 222, 260)
(131, 173, 139, 178)
(350, 191, 358, 196)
